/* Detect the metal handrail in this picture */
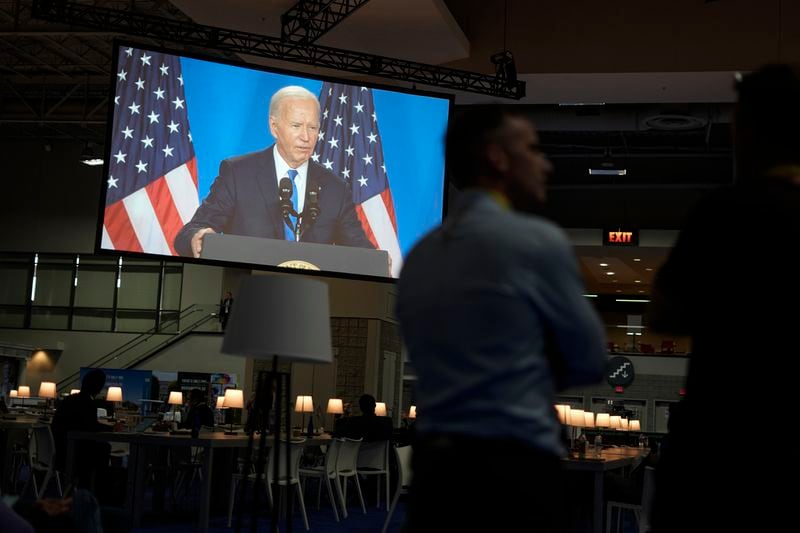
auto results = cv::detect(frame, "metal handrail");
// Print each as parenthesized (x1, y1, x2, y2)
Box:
(55, 304, 213, 390)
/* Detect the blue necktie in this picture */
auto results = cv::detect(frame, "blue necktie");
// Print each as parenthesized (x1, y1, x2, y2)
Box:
(284, 169, 299, 241)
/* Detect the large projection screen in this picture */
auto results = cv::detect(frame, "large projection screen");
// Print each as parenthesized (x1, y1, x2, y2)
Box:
(98, 42, 451, 281)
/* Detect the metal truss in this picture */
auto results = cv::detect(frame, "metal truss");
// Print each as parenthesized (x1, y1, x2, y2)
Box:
(281, 0, 372, 44)
(31, 0, 525, 99)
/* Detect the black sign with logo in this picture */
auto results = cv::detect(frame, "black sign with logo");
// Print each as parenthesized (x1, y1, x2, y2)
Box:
(606, 356, 635, 387)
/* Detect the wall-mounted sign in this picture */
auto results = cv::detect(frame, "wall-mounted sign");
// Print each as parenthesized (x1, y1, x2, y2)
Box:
(603, 228, 639, 246)
(606, 356, 635, 387)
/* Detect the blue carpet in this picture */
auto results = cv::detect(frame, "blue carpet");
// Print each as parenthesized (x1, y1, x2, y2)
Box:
(132, 501, 405, 532)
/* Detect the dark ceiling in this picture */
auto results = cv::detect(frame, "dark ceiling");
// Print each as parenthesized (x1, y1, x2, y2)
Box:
(0, 0, 734, 232)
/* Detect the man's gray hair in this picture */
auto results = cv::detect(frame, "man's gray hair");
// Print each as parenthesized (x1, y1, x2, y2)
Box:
(269, 85, 320, 119)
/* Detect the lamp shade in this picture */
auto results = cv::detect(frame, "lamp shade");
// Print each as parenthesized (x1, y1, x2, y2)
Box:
(375, 402, 387, 416)
(17, 386, 30, 398)
(106, 386, 123, 402)
(168, 391, 183, 406)
(409, 405, 417, 419)
(216, 396, 226, 409)
(629, 420, 641, 431)
(223, 389, 244, 409)
(326, 398, 344, 415)
(70, 389, 80, 395)
(609, 415, 621, 429)
(620, 418, 629, 430)
(10, 390, 18, 398)
(295, 395, 314, 413)
(38, 382, 57, 399)
(595, 413, 610, 427)
(584, 411, 595, 428)
(569, 409, 585, 427)
(221, 275, 332, 363)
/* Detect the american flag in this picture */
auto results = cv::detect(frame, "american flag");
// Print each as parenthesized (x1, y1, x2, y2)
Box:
(314, 82, 403, 276)
(102, 46, 198, 256)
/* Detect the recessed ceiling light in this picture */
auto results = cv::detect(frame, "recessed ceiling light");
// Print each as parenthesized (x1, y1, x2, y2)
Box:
(616, 289, 622, 293)
(599, 263, 609, 267)
(638, 290, 645, 293)
(605, 271, 615, 275)
(634, 280, 641, 283)
(633, 258, 641, 262)
(645, 268, 653, 271)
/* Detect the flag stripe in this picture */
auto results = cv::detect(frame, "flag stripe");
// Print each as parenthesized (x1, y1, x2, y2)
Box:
(145, 177, 182, 256)
(123, 188, 173, 256)
(355, 204, 379, 247)
(165, 160, 199, 224)
(104, 201, 143, 252)
(360, 194, 403, 276)
(101, 225, 113, 250)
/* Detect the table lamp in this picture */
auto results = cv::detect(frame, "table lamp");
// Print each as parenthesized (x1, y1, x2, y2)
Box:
(326, 398, 343, 430)
(10, 389, 18, 398)
(295, 395, 314, 436)
(375, 402, 387, 417)
(168, 391, 183, 423)
(222, 388, 244, 435)
(38, 381, 57, 415)
(409, 405, 417, 420)
(17, 386, 30, 407)
(221, 274, 332, 533)
(107, 386, 122, 419)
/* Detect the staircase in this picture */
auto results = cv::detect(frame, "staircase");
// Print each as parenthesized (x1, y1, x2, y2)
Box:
(56, 303, 218, 392)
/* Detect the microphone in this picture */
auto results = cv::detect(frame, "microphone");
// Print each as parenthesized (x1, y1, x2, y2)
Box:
(279, 177, 297, 237)
(298, 181, 321, 238)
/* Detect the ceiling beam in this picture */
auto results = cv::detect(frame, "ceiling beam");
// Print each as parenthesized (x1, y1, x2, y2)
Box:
(31, 0, 524, 99)
(281, 0, 372, 44)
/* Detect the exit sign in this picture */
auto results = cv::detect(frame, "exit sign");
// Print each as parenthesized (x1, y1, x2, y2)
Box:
(603, 228, 639, 246)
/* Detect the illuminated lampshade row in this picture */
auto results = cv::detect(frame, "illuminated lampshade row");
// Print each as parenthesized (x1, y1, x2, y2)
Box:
(9, 390, 18, 398)
(326, 398, 344, 415)
(629, 420, 641, 431)
(569, 409, 585, 427)
(295, 395, 314, 413)
(375, 402, 387, 416)
(408, 405, 417, 419)
(223, 389, 244, 409)
(595, 413, 610, 428)
(609, 415, 621, 429)
(106, 386, 123, 402)
(620, 418, 629, 431)
(70, 389, 80, 395)
(168, 391, 183, 406)
(583, 411, 595, 428)
(554, 404, 568, 424)
(17, 386, 31, 398)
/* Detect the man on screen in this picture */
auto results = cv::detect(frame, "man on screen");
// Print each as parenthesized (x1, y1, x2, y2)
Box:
(174, 85, 372, 257)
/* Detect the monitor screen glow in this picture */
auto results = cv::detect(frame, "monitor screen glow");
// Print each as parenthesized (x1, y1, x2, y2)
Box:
(99, 42, 451, 280)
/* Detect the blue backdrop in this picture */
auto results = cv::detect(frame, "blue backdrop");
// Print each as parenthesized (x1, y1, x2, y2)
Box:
(180, 57, 449, 257)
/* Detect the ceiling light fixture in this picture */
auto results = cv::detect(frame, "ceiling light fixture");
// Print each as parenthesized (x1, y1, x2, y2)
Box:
(615, 298, 651, 303)
(605, 271, 615, 276)
(79, 143, 104, 166)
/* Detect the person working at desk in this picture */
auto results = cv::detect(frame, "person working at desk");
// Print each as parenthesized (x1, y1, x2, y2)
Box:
(333, 394, 393, 441)
(51, 369, 121, 490)
(178, 388, 215, 432)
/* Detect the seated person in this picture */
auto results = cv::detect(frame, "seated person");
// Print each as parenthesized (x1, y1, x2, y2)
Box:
(333, 394, 393, 442)
(179, 389, 215, 431)
(50, 369, 119, 489)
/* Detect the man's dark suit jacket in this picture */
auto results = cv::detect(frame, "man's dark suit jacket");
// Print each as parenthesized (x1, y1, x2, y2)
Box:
(333, 414, 393, 442)
(174, 146, 372, 256)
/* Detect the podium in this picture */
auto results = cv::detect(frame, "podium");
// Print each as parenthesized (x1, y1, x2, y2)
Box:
(201, 233, 391, 278)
